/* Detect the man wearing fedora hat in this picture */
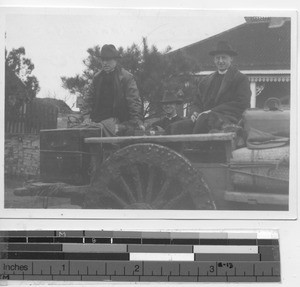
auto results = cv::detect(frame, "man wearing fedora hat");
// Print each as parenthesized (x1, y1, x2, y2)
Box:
(82, 44, 143, 135)
(150, 90, 183, 134)
(171, 40, 251, 135)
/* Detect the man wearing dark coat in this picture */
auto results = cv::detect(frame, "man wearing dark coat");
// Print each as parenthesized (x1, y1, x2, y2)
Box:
(171, 41, 251, 134)
(81, 44, 144, 136)
(150, 91, 183, 135)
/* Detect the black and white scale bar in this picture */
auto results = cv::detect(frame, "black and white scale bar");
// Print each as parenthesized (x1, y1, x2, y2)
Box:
(1, 252, 130, 260)
(0, 236, 279, 248)
(0, 244, 279, 261)
(0, 237, 279, 245)
(0, 246, 280, 261)
(0, 246, 261, 261)
(0, 251, 263, 262)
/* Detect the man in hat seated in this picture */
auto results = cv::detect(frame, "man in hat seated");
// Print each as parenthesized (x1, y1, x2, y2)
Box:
(81, 44, 144, 136)
(171, 40, 251, 135)
(150, 90, 183, 135)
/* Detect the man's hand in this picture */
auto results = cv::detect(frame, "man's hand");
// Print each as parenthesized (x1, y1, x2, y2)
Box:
(138, 124, 146, 131)
(191, 112, 199, 123)
(82, 115, 91, 125)
(201, 110, 212, 115)
(191, 110, 211, 122)
(134, 119, 145, 131)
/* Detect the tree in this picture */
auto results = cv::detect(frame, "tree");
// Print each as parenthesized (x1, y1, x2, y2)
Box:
(61, 45, 101, 101)
(118, 43, 142, 75)
(61, 38, 200, 119)
(132, 39, 200, 117)
(5, 47, 40, 101)
(162, 49, 201, 116)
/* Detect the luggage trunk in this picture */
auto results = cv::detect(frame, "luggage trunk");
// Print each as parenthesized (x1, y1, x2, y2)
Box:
(40, 128, 102, 185)
(243, 108, 290, 137)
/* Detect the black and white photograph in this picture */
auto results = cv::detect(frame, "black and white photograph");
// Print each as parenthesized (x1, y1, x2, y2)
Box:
(1, 7, 297, 218)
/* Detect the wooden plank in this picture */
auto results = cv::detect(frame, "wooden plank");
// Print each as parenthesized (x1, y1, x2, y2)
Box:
(229, 161, 284, 166)
(14, 183, 89, 198)
(224, 191, 288, 206)
(84, 133, 235, 144)
(40, 150, 92, 155)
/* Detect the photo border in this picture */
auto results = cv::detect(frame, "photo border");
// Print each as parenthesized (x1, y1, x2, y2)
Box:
(0, 5, 298, 221)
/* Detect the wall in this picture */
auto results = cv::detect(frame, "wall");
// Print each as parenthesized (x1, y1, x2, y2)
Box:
(5, 113, 79, 177)
(5, 134, 40, 177)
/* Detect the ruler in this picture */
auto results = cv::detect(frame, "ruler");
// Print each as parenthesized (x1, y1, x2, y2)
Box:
(0, 230, 280, 282)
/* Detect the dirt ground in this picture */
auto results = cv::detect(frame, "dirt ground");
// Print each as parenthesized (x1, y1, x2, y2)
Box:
(4, 175, 81, 209)
(4, 175, 287, 211)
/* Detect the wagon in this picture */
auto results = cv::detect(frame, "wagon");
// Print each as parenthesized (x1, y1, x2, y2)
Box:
(14, 106, 289, 211)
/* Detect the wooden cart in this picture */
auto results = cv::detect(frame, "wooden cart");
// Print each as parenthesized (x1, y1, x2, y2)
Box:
(15, 132, 237, 210)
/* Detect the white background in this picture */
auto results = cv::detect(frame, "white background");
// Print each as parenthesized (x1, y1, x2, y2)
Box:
(0, 0, 299, 286)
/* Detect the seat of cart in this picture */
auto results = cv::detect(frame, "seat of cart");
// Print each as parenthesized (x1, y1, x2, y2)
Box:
(84, 133, 236, 164)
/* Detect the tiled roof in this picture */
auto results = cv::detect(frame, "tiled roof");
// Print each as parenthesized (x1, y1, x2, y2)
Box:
(170, 20, 290, 71)
(36, 98, 72, 114)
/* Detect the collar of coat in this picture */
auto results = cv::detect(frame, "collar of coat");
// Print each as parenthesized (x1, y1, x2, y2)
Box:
(202, 65, 240, 104)
(218, 69, 228, 75)
(95, 65, 125, 81)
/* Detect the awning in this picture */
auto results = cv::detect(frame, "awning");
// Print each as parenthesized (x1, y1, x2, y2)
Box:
(248, 75, 290, 82)
(196, 70, 290, 83)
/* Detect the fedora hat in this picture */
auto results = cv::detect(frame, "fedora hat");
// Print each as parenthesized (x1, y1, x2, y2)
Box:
(100, 44, 120, 59)
(209, 41, 238, 57)
(160, 91, 183, 104)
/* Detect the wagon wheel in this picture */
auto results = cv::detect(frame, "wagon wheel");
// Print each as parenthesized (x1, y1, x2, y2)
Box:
(84, 143, 215, 210)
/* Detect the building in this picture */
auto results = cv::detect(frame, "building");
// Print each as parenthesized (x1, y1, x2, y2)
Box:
(5, 65, 59, 176)
(169, 17, 291, 108)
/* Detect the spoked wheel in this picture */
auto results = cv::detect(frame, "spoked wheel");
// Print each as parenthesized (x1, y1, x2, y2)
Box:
(84, 143, 215, 210)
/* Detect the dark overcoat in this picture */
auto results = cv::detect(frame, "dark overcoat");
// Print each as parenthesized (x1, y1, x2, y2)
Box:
(193, 66, 251, 124)
(83, 66, 143, 124)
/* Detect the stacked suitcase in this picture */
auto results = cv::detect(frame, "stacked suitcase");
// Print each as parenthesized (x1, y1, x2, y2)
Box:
(40, 128, 102, 185)
(226, 101, 290, 208)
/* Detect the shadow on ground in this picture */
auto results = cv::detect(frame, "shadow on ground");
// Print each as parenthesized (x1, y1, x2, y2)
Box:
(4, 175, 81, 209)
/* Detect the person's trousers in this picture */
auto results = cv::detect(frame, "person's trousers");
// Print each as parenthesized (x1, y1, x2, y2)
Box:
(170, 113, 210, 134)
